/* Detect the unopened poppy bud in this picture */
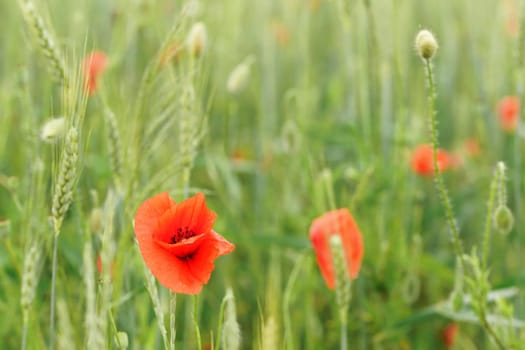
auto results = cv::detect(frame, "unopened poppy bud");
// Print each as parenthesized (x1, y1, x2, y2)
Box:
(41, 117, 66, 143)
(227, 57, 254, 95)
(186, 22, 207, 58)
(115, 331, 129, 349)
(493, 205, 514, 235)
(415, 29, 438, 60)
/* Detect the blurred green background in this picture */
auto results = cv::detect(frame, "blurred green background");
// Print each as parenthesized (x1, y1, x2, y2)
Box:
(1, 0, 524, 348)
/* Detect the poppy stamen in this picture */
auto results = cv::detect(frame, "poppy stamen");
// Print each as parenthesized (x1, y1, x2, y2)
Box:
(171, 227, 196, 243)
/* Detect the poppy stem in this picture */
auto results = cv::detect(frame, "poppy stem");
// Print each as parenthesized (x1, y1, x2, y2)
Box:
(481, 165, 501, 271)
(193, 295, 202, 350)
(423, 59, 465, 267)
(169, 291, 177, 350)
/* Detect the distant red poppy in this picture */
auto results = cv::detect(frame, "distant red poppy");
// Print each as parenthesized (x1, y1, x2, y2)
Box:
(309, 209, 364, 289)
(441, 323, 458, 349)
(497, 96, 520, 132)
(82, 51, 108, 95)
(270, 20, 291, 47)
(464, 139, 481, 157)
(411, 144, 450, 176)
(134, 192, 234, 294)
(96, 255, 115, 280)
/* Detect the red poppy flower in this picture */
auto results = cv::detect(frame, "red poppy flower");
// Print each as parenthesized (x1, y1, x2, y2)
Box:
(82, 51, 108, 95)
(464, 138, 480, 157)
(309, 209, 364, 289)
(441, 323, 458, 349)
(134, 192, 235, 294)
(411, 144, 450, 176)
(497, 96, 520, 132)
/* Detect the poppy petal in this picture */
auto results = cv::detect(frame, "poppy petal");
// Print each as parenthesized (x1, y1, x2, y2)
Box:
(310, 227, 335, 289)
(137, 234, 204, 294)
(173, 193, 217, 235)
(209, 230, 236, 256)
(183, 231, 235, 285)
(309, 209, 364, 289)
(135, 192, 175, 239)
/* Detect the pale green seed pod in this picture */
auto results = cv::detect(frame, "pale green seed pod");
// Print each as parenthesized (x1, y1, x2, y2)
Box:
(493, 205, 514, 235)
(115, 331, 129, 349)
(415, 29, 438, 60)
(186, 22, 207, 58)
(41, 117, 66, 143)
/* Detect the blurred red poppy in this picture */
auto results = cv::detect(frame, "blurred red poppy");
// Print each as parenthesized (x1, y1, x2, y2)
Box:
(82, 51, 107, 95)
(309, 209, 364, 289)
(497, 96, 520, 132)
(96, 255, 115, 280)
(411, 144, 450, 176)
(441, 323, 458, 349)
(464, 138, 480, 157)
(134, 192, 235, 294)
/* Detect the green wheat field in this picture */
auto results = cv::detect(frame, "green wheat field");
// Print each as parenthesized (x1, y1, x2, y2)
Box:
(2, 0, 525, 349)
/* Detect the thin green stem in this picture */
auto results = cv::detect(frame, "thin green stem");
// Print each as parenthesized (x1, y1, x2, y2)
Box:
(109, 309, 123, 349)
(340, 320, 348, 350)
(49, 232, 58, 350)
(481, 167, 499, 271)
(423, 59, 465, 265)
(283, 253, 305, 350)
(170, 292, 177, 350)
(21, 313, 28, 350)
(193, 295, 202, 350)
(214, 297, 228, 350)
(479, 311, 507, 350)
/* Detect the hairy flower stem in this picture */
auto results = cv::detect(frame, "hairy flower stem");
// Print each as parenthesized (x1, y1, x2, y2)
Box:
(481, 166, 500, 271)
(193, 295, 202, 350)
(49, 233, 58, 349)
(330, 236, 350, 350)
(170, 292, 176, 350)
(423, 59, 465, 266)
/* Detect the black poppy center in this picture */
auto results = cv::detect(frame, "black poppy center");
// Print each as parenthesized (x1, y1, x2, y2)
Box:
(170, 226, 196, 244)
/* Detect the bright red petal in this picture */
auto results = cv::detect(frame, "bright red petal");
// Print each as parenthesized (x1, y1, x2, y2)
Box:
(310, 218, 336, 289)
(134, 192, 175, 241)
(337, 209, 364, 279)
(309, 209, 364, 288)
(173, 193, 217, 235)
(209, 230, 236, 256)
(183, 231, 235, 286)
(137, 233, 205, 294)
